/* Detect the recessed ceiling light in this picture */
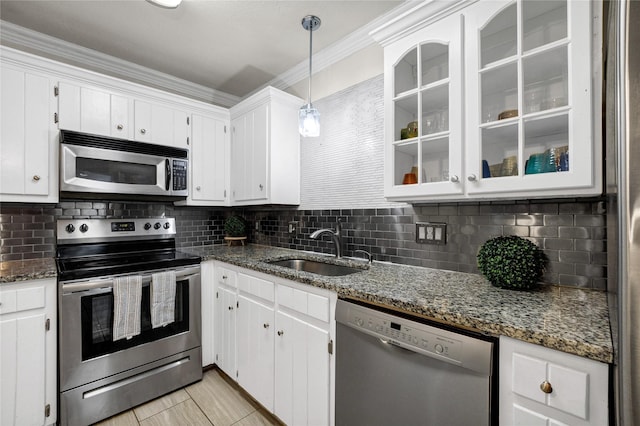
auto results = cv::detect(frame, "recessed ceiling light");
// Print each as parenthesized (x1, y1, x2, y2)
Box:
(147, 0, 182, 9)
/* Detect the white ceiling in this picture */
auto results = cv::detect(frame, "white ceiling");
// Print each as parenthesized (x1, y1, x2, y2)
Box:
(0, 0, 403, 100)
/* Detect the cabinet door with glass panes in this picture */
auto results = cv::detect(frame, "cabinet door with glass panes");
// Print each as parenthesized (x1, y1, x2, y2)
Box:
(464, 0, 600, 198)
(384, 14, 463, 200)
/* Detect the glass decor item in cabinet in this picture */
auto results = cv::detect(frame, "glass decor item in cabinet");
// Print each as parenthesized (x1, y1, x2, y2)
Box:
(464, 0, 599, 197)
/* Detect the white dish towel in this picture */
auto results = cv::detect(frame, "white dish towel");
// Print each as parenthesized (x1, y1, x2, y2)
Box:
(151, 270, 176, 328)
(112, 275, 142, 341)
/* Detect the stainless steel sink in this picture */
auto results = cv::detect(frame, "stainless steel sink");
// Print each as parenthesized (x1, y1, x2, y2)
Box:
(268, 258, 362, 276)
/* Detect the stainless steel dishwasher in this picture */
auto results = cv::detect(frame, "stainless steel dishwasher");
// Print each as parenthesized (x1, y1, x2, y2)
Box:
(336, 299, 497, 426)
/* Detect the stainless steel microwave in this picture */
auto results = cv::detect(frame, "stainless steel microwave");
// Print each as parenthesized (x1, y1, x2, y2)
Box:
(60, 130, 188, 198)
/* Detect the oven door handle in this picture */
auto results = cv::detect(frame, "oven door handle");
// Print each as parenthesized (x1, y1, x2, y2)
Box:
(61, 266, 200, 294)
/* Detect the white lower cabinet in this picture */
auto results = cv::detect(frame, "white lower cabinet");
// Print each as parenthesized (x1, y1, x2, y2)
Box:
(237, 272, 275, 411)
(0, 278, 57, 426)
(201, 260, 215, 367)
(213, 265, 237, 378)
(274, 311, 331, 426)
(211, 261, 336, 425)
(499, 336, 609, 426)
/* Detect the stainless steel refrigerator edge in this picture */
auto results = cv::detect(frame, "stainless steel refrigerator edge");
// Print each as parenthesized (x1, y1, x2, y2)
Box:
(607, 1, 640, 424)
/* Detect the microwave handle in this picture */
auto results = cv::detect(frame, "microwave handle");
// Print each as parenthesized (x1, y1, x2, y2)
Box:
(165, 159, 171, 191)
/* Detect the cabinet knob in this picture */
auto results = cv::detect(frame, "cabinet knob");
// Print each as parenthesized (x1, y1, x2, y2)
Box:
(467, 174, 477, 182)
(196, 186, 201, 191)
(117, 124, 123, 130)
(263, 323, 269, 329)
(140, 128, 146, 134)
(450, 175, 459, 183)
(32, 175, 41, 181)
(228, 306, 233, 311)
(259, 184, 264, 191)
(540, 380, 553, 394)
(277, 330, 284, 336)
(222, 275, 227, 280)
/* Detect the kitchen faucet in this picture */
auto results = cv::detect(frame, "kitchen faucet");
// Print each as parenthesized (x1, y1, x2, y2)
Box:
(310, 219, 343, 258)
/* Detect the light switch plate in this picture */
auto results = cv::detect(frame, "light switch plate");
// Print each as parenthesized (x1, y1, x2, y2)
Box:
(416, 222, 446, 245)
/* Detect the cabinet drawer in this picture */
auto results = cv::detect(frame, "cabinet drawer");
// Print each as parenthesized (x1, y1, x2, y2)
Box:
(0, 285, 45, 315)
(277, 285, 329, 323)
(512, 352, 588, 419)
(215, 267, 237, 288)
(238, 273, 274, 303)
(501, 336, 608, 425)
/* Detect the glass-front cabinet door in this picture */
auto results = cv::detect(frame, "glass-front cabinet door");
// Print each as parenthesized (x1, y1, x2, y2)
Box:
(464, 0, 599, 197)
(384, 14, 463, 200)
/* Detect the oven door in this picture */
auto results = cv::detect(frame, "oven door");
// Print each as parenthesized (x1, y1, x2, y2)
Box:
(59, 265, 201, 392)
(60, 143, 173, 196)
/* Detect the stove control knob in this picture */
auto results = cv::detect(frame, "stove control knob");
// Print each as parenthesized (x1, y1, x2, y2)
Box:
(434, 343, 444, 354)
(144, 223, 152, 230)
(163, 222, 171, 229)
(79, 224, 89, 233)
(65, 224, 75, 233)
(154, 222, 161, 230)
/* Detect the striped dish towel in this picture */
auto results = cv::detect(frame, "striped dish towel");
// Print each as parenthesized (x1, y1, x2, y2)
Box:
(151, 270, 176, 328)
(112, 275, 142, 341)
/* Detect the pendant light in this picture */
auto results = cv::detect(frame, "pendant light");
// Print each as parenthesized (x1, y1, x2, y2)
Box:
(299, 15, 321, 137)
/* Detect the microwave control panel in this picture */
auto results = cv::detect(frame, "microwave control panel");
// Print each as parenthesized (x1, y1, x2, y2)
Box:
(173, 160, 188, 191)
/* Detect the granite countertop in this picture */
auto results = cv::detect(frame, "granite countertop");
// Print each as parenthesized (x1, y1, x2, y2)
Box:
(0, 258, 58, 283)
(183, 244, 613, 364)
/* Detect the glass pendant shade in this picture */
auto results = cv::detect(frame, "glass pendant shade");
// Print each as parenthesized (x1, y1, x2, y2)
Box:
(300, 15, 321, 137)
(299, 103, 320, 137)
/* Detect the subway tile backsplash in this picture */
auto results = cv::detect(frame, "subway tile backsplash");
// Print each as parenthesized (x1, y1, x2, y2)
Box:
(0, 197, 607, 290)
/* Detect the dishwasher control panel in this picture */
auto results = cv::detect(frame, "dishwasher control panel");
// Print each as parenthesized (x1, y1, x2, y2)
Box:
(336, 299, 495, 376)
(341, 302, 463, 364)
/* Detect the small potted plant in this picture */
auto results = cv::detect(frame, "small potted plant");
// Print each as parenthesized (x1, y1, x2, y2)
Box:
(224, 215, 247, 246)
(477, 235, 546, 290)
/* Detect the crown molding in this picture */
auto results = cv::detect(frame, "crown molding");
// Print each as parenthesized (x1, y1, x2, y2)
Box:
(0, 2, 421, 106)
(0, 20, 241, 107)
(370, 0, 478, 46)
(246, 1, 420, 98)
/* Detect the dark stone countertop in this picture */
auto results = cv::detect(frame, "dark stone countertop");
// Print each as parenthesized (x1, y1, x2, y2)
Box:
(0, 258, 57, 283)
(182, 244, 613, 364)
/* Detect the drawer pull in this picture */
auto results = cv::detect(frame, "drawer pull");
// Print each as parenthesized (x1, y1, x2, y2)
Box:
(540, 380, 553, 394)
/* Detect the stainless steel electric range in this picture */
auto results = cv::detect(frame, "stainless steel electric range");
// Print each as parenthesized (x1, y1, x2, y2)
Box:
(55, 217, 202, 426)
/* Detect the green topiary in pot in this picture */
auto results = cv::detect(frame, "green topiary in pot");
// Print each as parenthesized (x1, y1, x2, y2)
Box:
(477, 235, 546, 290)
(224, 215, 246, 237)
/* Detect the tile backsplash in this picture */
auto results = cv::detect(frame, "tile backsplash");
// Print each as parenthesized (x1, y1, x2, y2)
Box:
(1, 197, 607, 290)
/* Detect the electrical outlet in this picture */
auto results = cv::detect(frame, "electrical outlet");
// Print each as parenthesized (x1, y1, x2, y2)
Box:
(288, 221, 299, 235)
(416, 222, 446, 245)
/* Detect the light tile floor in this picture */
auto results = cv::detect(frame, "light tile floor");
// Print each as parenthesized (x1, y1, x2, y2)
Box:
(94, 368, 281, 426)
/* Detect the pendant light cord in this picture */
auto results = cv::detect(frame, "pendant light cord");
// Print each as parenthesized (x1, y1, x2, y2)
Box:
(308, 20, 313, 105)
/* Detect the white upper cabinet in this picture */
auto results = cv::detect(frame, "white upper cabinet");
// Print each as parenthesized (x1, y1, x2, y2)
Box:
(373, 0, 601, 202)
(464, 0, 599, 198)
(175, 113, 230, 206)
(57, 82, 132, 139)
(381, 13, 464, 200)
(58, 81, 191, 149)
(0, 60, 57, 203)
(230, 87, 302, 206)
(133, 100, 190, 149)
